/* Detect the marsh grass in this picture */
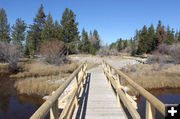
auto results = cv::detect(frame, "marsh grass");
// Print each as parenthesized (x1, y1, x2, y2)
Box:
(122, 63, 180, 91)
(10, 60, 79, 79)
(13, 59, 79, 96)
(0, 63, 9, 73)
(14, 76, 63, 96)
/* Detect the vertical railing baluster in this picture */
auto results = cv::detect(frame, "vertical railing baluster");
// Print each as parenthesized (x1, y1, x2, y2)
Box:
(50, 100, 58, 119)
(146, 100, 155, 119)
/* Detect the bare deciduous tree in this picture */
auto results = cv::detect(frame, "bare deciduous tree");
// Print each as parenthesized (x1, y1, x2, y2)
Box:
(40, 40, 68, 65)
(0, 41, 21, 71)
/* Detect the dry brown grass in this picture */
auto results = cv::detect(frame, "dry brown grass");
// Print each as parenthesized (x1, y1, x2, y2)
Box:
(10, 60, 79, 79)
(122, 63, 180, 90)
(14, 76, 63, 96)
(12, 58, 79, 96)
(0, 63, 9, 73)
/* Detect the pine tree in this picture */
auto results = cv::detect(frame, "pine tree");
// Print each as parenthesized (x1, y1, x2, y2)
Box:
(93, 29, 100, 50)
(123, 40, 128, 49)
(0, 8, 10, 42)
(27, 4, 46, 55)
(147, 24, 155, 53)
(165, 25, 174, 45)
(80, 28, 90, 53)
(60, 8, 79, 54)
(131, 37, 136, 56)
(53, 20, 62, 40)
(117, 38, 123, 51)
(11, 18, 26, 46)
(137, 25, 148, 54)
(178, 31, 180, 42)
(42, 12, 54, 42)
(156, 20, 166, 48)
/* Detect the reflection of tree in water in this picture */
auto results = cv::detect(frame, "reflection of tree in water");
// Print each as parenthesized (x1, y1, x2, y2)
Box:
(0, 95, 11, 114)
(0, 72, 12, 114)
(17, 95, 44, 107)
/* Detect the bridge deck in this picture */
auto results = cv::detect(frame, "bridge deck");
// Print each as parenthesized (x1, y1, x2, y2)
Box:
(72, 65, 125, 119)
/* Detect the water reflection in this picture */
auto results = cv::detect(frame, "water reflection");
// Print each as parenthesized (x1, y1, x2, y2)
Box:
(137, 88, 180, 119)
(0, 72, 44, 119)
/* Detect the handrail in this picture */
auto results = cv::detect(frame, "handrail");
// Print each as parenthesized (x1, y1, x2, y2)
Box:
(102, 60, 165, 119)
(30, 61, 87, 119)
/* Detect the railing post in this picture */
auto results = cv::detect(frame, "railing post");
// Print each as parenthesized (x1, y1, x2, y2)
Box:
(116, 74, 122, 88)
(50, 100, 58, 119)
(75, 74, 79, 106)
(146, 100, 155, 119)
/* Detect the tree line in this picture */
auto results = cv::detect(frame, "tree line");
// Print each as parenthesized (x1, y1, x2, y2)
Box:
(0, 4, 101, 57)
(110, 20, 180, 55)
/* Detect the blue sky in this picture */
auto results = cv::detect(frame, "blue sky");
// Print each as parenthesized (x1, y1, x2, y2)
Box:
(0, 0, 180, 44)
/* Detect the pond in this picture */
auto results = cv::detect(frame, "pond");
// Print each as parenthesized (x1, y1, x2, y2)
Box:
(0, 73, 44, 119)
(137, 88, 180, 119)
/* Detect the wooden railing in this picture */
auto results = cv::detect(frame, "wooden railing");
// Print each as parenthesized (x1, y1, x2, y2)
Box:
(30, 61, 87, 119)
(102, 60, 165, 119)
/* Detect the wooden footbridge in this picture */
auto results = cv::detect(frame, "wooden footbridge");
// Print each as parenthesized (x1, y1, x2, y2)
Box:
(30, 61, 165, 119)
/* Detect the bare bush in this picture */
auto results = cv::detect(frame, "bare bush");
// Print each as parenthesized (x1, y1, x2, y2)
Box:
(158, 43, 171, 55)
(169, 44, 180, 64)
(40, 40, 68, 65)
(130, 65, 137, 72)
(96, 45, 118, 56)
(147, 53, 174, 64)
(0, 41, 21, 71)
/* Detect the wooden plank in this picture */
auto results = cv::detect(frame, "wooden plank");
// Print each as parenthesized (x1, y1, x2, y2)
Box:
(105, 71, 140, 119)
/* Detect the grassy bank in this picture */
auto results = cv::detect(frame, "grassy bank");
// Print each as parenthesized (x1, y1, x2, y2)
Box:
(13, 58, 79, 96)
(0, 63, 9, 73)
(121, 63, 180, 92)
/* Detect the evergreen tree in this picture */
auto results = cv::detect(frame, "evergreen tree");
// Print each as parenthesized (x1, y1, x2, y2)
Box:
(131, 37, 136, 56)
(60, 8, 79, 54)
(117, 38, 123, 51)
(109, 42, 117, 49)
(178, 31, 180, 42)
(0, 8, 10, 42)
(147, 24, 155, 53)
(27, 4, 46, 55)
(156, 20, 166, 48)
(165, 25, 174, 45)
(53, 20, 62, 40)
(42, 12, 54, 42)
(80, 28, 90, 53)
(11, 18, 26, 46)
(123, 40, 128, 49)
(93, 29, 100, 50)
(137, 25, 148, 54)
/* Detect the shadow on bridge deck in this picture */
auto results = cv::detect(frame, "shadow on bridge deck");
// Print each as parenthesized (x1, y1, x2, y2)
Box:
(73, 73, 91, 119)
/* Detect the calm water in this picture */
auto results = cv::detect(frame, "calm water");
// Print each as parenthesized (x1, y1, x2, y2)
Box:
(0, 73, 44, 119)
(137, 88, 180, 119)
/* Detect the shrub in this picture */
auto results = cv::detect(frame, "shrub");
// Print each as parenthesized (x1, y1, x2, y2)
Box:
(158, 43, 171, 55)
(169, 44, 180, 64)
(40, 40, 68, 65)
(96, 45, 118, 56)
(0, 41, 21, 71)
(147, 53, 174, 64)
